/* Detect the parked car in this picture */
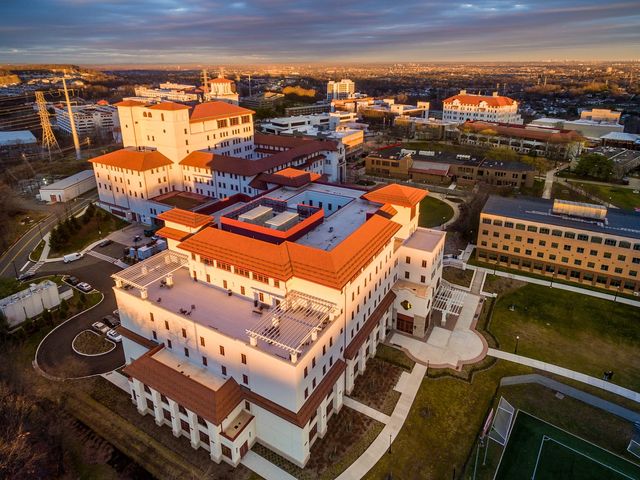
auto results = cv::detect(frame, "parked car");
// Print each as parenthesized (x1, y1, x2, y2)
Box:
(133, 235, 142, 243)
(63, 252, 83, 263)
(66, 275, 80, 286)
(91, 321, 110, 334)
(144, 229, 156, 237)
(107, 329, 122, 343)
(102, 314, 120, 328)
(76, 282, 93, 293)
(98, 239, 113, 248)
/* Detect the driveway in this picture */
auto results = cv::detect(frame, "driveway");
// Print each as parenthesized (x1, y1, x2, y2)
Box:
(35, 254, 126, 379)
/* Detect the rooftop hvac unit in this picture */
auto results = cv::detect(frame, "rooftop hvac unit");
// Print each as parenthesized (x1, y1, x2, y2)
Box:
(552, 199, 607, 220)
(238, 205, 273, 225)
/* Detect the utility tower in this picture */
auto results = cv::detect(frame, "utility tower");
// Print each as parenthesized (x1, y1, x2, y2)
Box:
(35, 91, 59, 158)
(62, 74, 81, 160)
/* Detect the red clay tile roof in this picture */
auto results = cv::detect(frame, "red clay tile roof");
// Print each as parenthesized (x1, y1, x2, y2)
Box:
(155, 226, 191, 241)
(123, 346, 243, 425)
(256, 168, 321, 188)
(157, 208, 211, 229)
(362, 184, 428, 208)
(179, 151, 215, 169)
(253, 132, 313, 148)
(89, 148, 173, 171)
(178, 214, 401, 290)
(210, 78, 233, 83)
(443, 94, 516, 107)
(147, 101, 191, 111)
(114, 100, 146, 107)
(190, 101, 254, 122)
(461, 120, 584, 143)
(116, 326, 158, 350)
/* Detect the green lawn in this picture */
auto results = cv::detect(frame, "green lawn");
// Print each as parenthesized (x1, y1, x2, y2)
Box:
(551, 182, 596, 203)
(365, 360, 532, 480)
(51, 212, 127, 256)
(29, 239, 46, 262)
(569, 181, 640, 210)
(419, 196, 455, 228)
(442, 266, 474, 287)
(489, 284, 640, 390)
(495, 411, 640, 480)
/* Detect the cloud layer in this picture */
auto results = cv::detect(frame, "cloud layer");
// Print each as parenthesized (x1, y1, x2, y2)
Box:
(0, 0, 638, 64)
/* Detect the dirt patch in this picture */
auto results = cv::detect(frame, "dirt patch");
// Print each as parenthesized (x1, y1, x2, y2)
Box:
(72, 330, 114, 355)
(350, 356, 402, 416)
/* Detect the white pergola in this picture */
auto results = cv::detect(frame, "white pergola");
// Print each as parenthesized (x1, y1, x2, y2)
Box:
(246, 291, 338, 363)
(432, 280, 467, 318)
(112, 250, 189, 295)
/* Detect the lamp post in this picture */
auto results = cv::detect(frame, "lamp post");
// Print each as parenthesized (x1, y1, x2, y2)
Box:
(515, 335, 520, 355)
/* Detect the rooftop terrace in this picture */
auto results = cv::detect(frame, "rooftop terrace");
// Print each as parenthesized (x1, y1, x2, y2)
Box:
(114, 258, 336, 363)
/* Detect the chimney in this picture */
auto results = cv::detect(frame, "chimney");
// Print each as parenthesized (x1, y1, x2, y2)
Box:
(493, 91, 499, 97)
(459, 89, 466, 95)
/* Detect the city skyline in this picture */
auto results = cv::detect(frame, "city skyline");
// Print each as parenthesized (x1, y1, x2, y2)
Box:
(1, 0, 639, 65)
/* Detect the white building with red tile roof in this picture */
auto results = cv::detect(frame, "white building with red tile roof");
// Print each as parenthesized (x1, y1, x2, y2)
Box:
(443, 90, 523, 124)
(204, 74, 240, 105)
(112, 179, 445, 468)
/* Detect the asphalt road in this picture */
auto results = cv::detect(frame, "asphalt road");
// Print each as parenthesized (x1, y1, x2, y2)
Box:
(0, 192, 98, 279)
(35, 253, 126, 378)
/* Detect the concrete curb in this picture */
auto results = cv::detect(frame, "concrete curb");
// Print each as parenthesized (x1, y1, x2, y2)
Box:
(33, 291, 105, 380)
(71, 329, 116, 357)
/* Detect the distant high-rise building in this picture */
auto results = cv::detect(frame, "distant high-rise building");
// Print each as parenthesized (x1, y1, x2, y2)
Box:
(327, 79, 355, 101)
(442, 90, 523, 125)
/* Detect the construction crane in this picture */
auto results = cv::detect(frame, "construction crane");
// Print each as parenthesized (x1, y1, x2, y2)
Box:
(35, 90, 59, 160)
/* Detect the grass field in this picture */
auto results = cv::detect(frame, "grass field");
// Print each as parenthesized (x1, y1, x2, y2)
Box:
(419, 196, 454, 228)
(51, 212, 127, 256)
(442, 266, 474, 287)
(569, 182, 640, 210)
(490, 284, 640, 391)
(365, 360, 532, 480)
(495, 411, 640, 480)
(551, 182, 596, 203)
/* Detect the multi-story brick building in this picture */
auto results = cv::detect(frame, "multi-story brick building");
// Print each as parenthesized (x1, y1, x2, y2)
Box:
(113, 180, 445, 467)
(476, 196, 640, 294)
(364, 146, 535, 188)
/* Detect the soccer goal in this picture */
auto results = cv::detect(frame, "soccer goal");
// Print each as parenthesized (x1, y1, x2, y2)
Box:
(488, 397, 516, 447)
(627, 423, 640, 460)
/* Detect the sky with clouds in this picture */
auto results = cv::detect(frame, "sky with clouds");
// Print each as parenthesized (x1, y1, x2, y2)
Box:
(0, 0, 638, 64)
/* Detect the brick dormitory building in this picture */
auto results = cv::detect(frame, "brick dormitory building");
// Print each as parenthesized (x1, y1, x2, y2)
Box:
(477, 196, 640, 294)
(365, 146, 536, 189)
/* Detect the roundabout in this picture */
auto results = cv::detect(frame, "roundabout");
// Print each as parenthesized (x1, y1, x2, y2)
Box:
(72, 330, 116, 356)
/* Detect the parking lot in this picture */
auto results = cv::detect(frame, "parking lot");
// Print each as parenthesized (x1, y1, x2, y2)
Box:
(35, 251, 126, 378)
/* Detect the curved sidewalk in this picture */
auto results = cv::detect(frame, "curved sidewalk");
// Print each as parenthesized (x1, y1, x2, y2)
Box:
(336, 363, 427, 480)
(488, 348, 640, 403)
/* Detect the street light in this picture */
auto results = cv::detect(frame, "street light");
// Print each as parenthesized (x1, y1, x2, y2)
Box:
(515, 335, 520, 355)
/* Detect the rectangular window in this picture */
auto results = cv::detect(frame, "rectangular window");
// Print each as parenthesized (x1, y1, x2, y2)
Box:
(219, 345, 225, 355)
(221, 365, 227, 375)
(202, 356, 208, 366)
(242, 374, 248, 385)
(241, 353, 247, 364)
(164, 320, 169, 330)
(149, 312, 154, 322)
(200, 336, 205, 346)
(181, 328, 187, 338)
(184, 347, 189, 357)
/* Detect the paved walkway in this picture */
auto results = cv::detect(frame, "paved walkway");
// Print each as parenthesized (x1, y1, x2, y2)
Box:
(343, 396, 391, 424)
(101, 370, 130, 393)
(500, 374, 640, 423)
(241, 451, 298, 480)
(469, 269, 485, 295)
(468, 264, 640, 308)
(542, 163, 568, 199)
(389, 292, 487, 369)
(488, 348, 640, 403)
(336, 363, 428, 480)
(87, 250, 128, 269)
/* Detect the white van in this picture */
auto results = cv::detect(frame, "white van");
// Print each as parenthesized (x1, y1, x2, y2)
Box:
(63, 252, 83, 263)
